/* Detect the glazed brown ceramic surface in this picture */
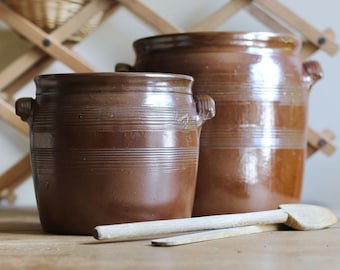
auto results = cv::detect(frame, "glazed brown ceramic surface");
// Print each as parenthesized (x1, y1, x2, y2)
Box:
(15, 72, 215, 234)
(118, 32, 323, 215)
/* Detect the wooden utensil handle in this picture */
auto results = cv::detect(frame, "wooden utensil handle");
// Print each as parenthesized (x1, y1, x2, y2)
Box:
(93, 209, 288, 241)
(151, 224, 280, 246)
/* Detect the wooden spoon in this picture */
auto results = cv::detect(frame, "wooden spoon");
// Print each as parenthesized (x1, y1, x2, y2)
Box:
(152, 203, 339, 246)
(93, 204, 337, 242)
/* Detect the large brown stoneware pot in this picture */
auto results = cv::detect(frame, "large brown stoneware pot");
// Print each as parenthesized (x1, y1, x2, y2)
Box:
(15, 72, 215, 235)
(117, 32, 323, 216)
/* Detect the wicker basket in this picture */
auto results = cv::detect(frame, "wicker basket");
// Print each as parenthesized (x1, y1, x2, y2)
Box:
(2, 0, 105, 42)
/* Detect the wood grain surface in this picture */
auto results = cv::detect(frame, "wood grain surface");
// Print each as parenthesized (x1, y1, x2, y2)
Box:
(0, 208, 339, 269)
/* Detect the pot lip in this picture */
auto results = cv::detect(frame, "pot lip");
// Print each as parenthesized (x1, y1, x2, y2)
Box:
(133, 31, 301, 52)
(35, 72, 193, 82)
(135, 31, 299, 42)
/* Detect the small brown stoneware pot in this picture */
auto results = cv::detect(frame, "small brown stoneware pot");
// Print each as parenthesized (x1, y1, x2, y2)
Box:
(16, 72, 215, 235)
(117, 32, 323, 216)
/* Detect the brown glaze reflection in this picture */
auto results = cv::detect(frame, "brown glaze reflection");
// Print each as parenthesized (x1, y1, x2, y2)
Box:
(15, 72, 215, 235)
(118, 32, 322, 215)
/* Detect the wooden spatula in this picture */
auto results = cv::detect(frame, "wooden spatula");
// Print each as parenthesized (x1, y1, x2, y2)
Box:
(93, 204, 337, 242)
(151, 224, 280, 246)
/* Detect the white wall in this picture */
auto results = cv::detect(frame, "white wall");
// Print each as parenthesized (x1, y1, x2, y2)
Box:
(1, 0, 339, 213)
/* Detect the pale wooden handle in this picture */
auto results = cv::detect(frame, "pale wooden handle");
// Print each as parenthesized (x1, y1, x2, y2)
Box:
(151, 224, 280, 247)
(93, 209, 288, 241)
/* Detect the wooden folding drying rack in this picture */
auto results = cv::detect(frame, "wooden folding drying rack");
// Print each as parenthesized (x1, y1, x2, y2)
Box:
(0, 0, 337, 203)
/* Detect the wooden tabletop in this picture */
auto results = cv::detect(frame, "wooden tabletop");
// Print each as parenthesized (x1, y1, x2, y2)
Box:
(0, 208, 340, 269)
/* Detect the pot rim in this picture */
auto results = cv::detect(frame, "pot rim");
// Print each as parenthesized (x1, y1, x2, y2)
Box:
(33, 72, 195, 96)
(133, 31, 301, 53)
(35, 72, 193, 82)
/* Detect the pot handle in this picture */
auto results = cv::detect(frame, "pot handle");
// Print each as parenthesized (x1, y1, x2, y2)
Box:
(194, 95, 216, 125)
(15, 97, 35, 124)
(303, 60, 323, 89)
(115, 63, 135, 72)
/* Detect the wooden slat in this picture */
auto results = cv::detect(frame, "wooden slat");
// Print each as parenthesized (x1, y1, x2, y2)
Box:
(116, 0, 181, 33)
(0, 47, 45, 92)
(0, 99, 29, 135)
(0, 188, 17, 204)
(247, 3, 291, 34)
(190, 0, 252, 31)
(300, 29, 335, 60)
(0, 1, 94, 72)
(3, 55, 54, 104)
(254, 0, 338, 55)
(95, 0, 121, 22)
(3, 42, 78, 104)
(0, 155, 31, 192)
(307, 128, 336, 157)
(247, 5, 334, 64)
